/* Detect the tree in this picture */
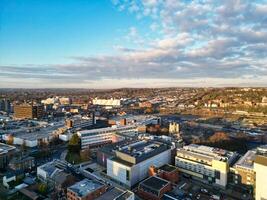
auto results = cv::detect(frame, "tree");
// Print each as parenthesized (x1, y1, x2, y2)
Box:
(6, 135, 14, 145)
(38, 183, 48, 194)
(68, 134, 80, 153)
(69, 134, 79, 145)
(208, 132, 230, 143)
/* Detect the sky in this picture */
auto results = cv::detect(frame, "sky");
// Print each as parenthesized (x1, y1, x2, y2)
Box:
(0, 0, 267, 88)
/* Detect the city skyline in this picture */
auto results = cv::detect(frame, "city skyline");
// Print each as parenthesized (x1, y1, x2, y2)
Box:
(1, 0, 267, 88)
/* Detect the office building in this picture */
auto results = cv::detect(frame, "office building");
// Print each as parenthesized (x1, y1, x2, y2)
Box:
(66, 116, 95, 130)
(14, 104, 44, 119)
(67, 179, 107, 200)
(175, 144, 238, 187)
(77, 125, 137, 149)
(107, 140, 171, 188)
(254, 145, 267, 200)
(137, 176, 172, 200)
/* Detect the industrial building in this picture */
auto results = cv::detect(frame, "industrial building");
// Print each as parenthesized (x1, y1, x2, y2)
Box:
(175, 144, 238, 187)
(2, 122, 63, 147)
(107, 140, 172, 188)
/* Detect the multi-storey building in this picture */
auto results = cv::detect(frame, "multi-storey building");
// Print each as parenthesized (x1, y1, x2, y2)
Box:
(107, 140, 172, 188)
(14, 103, 44, 119)
(231, 150, 256, 190)
(77, 125, 137, 149)
(66, 116, 95, 130)
(254, 145, 267, 200)
(92, 98, 121, 107)
(175, 144, 238, 187)
(67, 179, 107, 200)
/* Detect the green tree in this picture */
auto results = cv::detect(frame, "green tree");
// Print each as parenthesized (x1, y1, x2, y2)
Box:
(38, 183, 48, 194)
(68, 134, 80, 153)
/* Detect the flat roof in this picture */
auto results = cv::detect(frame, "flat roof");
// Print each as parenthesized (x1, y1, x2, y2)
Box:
(95, 187, 124, 200)
(159, 164, 177, 172)
(140, 176, 169, 192)
(0, 143, 16, 154)
(117, 140, 168, 159)
(234, 150, 256, 170)
(115, 190, 134, 200)
(177, 144, 237, 163)
(68, 179, 105, 198)
(78, 125, 137, 135)
(110, 157, 134, 167)
(255, 155, 267, 166)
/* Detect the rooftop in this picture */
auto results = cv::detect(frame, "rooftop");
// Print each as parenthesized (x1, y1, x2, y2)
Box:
(140, 176, 170, 192)
(177, 144, 237, 163)
(115, 140, 169, 164)
(159, 164, 177, 172)
(115, 190, 134, 200)
(39, 161, 63, 177)
(95, 187, 124, 200)
(0, 143, 16, 155)
(77, 124, 137, 136)
(234, 150, 256, 170)
(68, 179, 105, 198)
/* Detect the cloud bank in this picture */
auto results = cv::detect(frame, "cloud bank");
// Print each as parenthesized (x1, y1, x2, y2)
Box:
(1, 0, 267, 88)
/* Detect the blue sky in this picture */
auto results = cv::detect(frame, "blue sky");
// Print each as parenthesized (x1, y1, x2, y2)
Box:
(0, 0, 267, 88)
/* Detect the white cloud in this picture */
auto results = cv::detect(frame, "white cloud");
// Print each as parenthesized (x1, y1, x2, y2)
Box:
(2, 0, 267, 88)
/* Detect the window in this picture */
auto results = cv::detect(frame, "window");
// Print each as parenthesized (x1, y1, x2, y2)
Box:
(215, 170, 220, 179)
(126, 170, 130, 181)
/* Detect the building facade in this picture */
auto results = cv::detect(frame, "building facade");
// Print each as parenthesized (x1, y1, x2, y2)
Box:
(77, 125, 137, 149)
(67, 179, 107, 200)
(254, 146, 267, 200)
(107, 140, 171, 188)
(14, 104, 44, 119)
(137, 176, 172, 200)
(175, 144, 238, 187)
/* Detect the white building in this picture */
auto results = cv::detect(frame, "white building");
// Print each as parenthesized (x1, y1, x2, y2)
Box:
(254, 146, 267, 200)
(37, 161, 63, 182)
(107, 140, 171, 188)
(93, 98, 121, 107)
(175, 144, 238, 187)
(77, 125, 137, 149)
